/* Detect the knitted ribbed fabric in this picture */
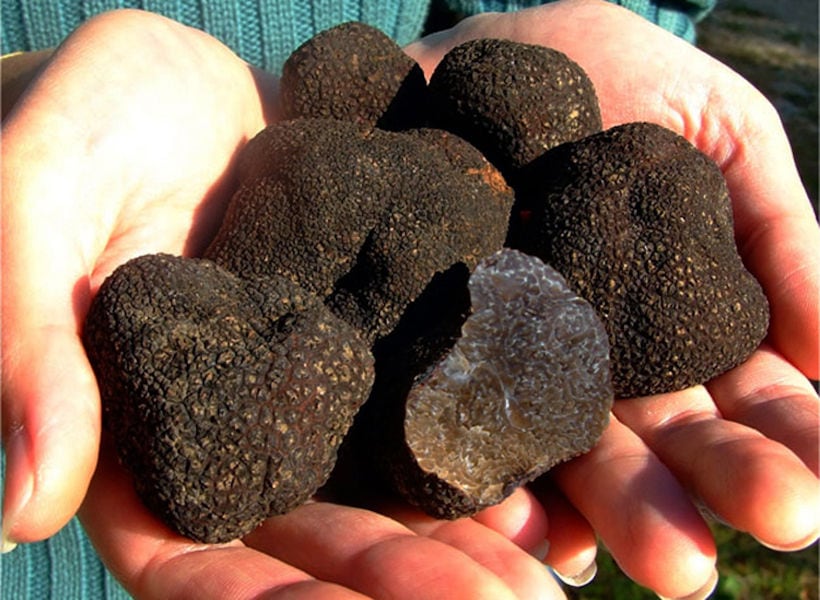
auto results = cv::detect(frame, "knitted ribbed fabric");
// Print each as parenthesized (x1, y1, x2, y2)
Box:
(1, 0, 430, 71)
(1, 1, 715, 598)
(1, 0, 716, 70)
(444, 0, 716, 42)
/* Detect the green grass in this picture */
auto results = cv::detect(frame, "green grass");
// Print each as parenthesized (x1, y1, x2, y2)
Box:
(711, 525, 818, 600)
(566, 524, 819, 599)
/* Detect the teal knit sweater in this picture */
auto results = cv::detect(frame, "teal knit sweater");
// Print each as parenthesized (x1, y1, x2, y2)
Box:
(1, 0, 714, 598)
(2, 0, 714, 70)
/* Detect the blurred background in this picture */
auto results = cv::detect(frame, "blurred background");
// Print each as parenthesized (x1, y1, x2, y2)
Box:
(573, 1, 819, 598)
(698, 0, 818, 210)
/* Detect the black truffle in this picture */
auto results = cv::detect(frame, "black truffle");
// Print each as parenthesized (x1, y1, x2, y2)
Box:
(83, 254, 374, 543)
(508, 122, 770, 398)
(364, 249, 613, 518)
(427, 37, 602, 176)
(280, 22, 427, 130)
(205, 118, 514, 344)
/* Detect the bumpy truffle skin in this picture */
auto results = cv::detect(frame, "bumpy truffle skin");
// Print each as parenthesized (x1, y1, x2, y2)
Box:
(83, 254, 374, 543)
(281, 22, 427, 130)
(205, 118, 514, 344)
(361, 249, 613, 519)
(509, 122, 770, 399)
(427, 38, 602, 176)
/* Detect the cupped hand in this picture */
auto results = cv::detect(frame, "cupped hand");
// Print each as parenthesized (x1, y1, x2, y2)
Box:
(2, 8, 278, 545)
(79, 441, 562, 599)
(0, 9, 567, 599)
(407, 1, 819, 598)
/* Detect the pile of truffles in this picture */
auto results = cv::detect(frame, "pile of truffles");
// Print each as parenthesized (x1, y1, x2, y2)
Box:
(83, 22, 769, 542)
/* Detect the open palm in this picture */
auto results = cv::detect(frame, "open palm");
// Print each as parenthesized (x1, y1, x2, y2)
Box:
(407, 1, 819, 597)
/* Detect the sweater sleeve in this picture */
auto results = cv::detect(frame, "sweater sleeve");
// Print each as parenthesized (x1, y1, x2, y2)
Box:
(438, 0, 717, 42)
(0, 0, 430, 72)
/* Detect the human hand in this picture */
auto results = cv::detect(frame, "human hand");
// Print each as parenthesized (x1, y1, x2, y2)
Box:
(78, 440, 563, 599)
(0, 9, 569, 599)
(1, 8, 277, 546)
(407, 1, 819, 597)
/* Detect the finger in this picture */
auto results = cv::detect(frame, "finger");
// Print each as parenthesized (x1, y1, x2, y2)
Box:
(1, 327, 100, 547)
(707, 344, 819, 474)
(614, 384, 820, 552)
(553, 414, 717, 600)
(1, 38, 106, 543)
(245, 503, 527, 600)
(730, 186, 820, 380)
(529, 480, 598, 585)
(387, 496, 565, 600)
(80, 447, 367, 600)
(470, 486, 550, 554)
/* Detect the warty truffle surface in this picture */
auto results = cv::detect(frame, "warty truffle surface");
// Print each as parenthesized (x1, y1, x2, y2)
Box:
(83, 253, 374, 542)
(427, 37, 602, 176)
(205, 118, 514, 345)
(508, 122, 770, 398)
(280, 21, 427, 130)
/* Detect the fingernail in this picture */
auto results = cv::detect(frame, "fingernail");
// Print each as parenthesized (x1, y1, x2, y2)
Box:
(693, 498, 731, 528)
(530, 539, 550, 563)
(754, 532, 819, 552)
(553, 559, 597, 587)
(1, 534, 18, 554)
(657, 566, 719, 600)
(2, 428, 34, 550)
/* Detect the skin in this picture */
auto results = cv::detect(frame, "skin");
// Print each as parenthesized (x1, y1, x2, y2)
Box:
(406, 1, 820, 593)
(0, 10, 560, 600)
(1, 1, 817, 598)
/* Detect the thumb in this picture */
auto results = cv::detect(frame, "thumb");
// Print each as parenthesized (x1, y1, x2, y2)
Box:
(2, 326, 101, 548)
(2, 91, 104, 548)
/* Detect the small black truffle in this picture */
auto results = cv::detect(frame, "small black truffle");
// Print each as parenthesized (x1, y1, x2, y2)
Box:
(509, 122, 770, 398)
(281, 22, 427, 130)
(205, 118, 514, 344)
(83, 254, 374, 543)
(367, 249, 613, 518)
(427, 37, 602, 176)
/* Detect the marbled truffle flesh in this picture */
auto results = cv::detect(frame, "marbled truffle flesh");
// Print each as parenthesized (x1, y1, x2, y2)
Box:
(280, 21, 427, 130)
(83, 254, 374, 543)
(367, 249, 613, 519)
(427, 37, 602, 176)
(509, 122, 770, 398)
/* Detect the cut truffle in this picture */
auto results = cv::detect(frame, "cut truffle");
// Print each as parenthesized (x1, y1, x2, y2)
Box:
(508, 122, 770, 398)
(280, 22, 428, 130)
(205, 118, 514, 344)
(348, 249, 612, 519)
(83, 254, 374, 543)
(427, 38, 602, 176)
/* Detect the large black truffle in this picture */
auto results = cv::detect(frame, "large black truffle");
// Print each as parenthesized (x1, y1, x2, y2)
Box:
(280, 22, 427, 130)
(205, 118, 514, 344)
(362, 249, 613, 518)
(509, 122, 770, 398)
(427, 37, 602, 176)
(83, 254, 374, 543)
